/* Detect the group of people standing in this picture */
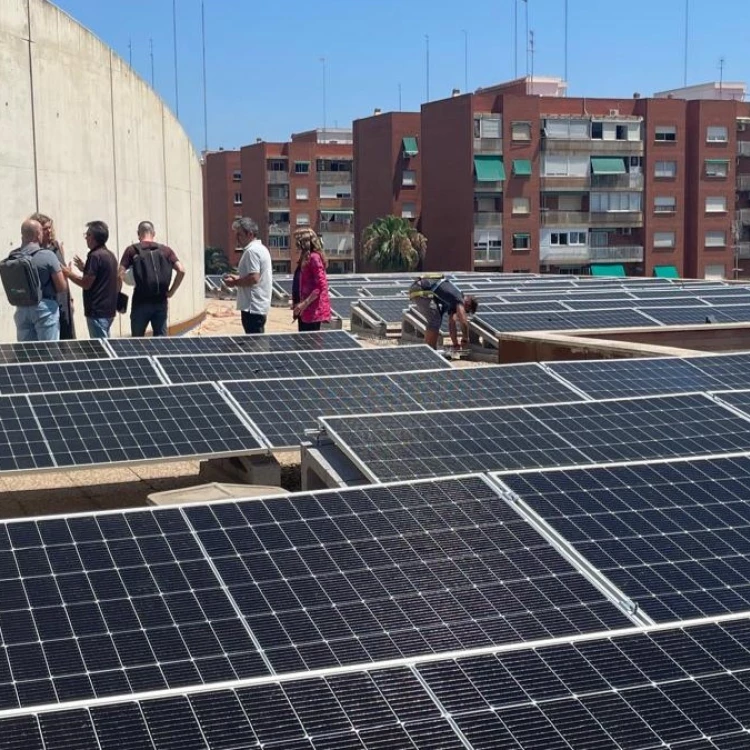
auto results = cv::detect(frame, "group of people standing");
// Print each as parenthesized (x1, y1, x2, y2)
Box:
(3, 216, 184, 341)
(224, 218, 331, 334)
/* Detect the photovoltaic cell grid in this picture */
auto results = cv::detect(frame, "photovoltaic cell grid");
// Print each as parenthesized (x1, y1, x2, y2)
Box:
(300, 345, 450, 376)
(0, 397, 55, 472)
(29, 383, 263, 468)
(0, 506, 269, 712)
(107, 330, 361, 357)
(0, 340, 110, 365)
(320, 393, 750, 481)
(354, 298, 410, 325)
(499, 456, 750, 622)
(184, 475, 631, 673)
(687, 352, 750, 389)
(5, 617, 750, 748)
(637, 306, 740, 326)
(0, 357, 164, 396)
(475, 308, 656, 333)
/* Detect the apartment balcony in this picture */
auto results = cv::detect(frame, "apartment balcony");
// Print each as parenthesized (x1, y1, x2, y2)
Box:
(268, 223, 290, 235)
(473, 137, 503, 153)
(539, 246, 591, 264)
(590, 173, 644, 190)
(589, 211, 643, 227)
(737, 209, 750, 226)
(473, 247, 503, 264)
(268, 197, 289, 209)
(738, 174, 750, 192)
(737, 242, 750, 259)
(540, 176, 591, 191)
(319, 220, 353, 232)
(268, 248, 291, 261)
(320, 232, 354, 257)
(738, 141, 750, 157)
(267, 171, 289, 184)
(590, 245, 644, 262)
(473, 212, 503, 228)
(540, 210, 589, 226)
(543, 138, 644, 154)
(473, 181, 503, 193)
(316, 171, 352, 184)
(319, 197, 354, 209)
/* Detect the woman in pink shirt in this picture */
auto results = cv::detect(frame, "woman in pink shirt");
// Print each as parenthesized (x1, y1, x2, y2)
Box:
(292, 228, 331, 331)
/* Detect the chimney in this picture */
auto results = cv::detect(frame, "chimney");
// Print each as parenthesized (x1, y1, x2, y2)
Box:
(451, 88, 461, 97)
(373, 108, 382, 115)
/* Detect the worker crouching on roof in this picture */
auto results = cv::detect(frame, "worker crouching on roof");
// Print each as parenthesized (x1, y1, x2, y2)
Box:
(409, 275, 478, 350)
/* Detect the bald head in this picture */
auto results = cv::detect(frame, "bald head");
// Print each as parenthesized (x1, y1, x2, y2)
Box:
(21, 219, 42, 245)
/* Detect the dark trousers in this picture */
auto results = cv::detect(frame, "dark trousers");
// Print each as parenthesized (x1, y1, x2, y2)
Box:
(298, 319, 321, 332)
(242, 312, 267, 334)
(131, 301, 168, 337)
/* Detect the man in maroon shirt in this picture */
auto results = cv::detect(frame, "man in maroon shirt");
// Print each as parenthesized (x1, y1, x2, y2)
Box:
(119, 221, 185, 337)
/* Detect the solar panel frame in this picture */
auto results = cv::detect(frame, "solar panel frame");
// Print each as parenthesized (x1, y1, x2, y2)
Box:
(0, 340, 111, 365)
(0, 395, 57, 473)
(685, 352, 750, 389)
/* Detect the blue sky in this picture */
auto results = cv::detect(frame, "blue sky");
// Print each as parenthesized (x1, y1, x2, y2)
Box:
(55, 0, 750, 152)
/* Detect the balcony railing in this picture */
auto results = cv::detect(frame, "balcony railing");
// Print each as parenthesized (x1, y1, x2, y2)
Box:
(268, 248, 291, 260)
(318, 220, 353, 232)
(540, 210, 588, 226)
(473, 137, 503, 153)
(589, 210, 643, 227)
(542, 244, 644, 263)
(473, 212, 503, 228)
(737, 175, 750, 191)
(543, 138, 644, 154)
(316, 171, 352, 184)
(738, 141, 750, 157)
(737, 208, 750, 225)
(319, 197, 354, 209)
(590, 173, 644, 189)
(268, 197, 289, 209)
(473, 180, 503, 193)
(473, 247, 503, 264)
(268, 223, 290, 235)
(590, 245, 644, 262)
(320, 232, 354, 256)
(267, 171, 289, 184)
(737, 242, 750, 259)
(540, 175, 591, 191)
(539, 246, 591, 264)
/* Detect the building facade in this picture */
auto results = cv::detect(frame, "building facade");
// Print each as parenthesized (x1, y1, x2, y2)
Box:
(203, 149, 241, 258)
(381, 77, 750, 278)
(353, 111, 422, 271)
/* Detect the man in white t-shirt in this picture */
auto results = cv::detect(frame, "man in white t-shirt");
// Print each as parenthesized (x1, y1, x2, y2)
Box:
(223, 217, 273, 333)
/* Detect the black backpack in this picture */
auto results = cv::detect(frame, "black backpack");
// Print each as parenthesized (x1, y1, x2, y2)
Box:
(131, 243, 173, 298)
(0, 247, 43, 307)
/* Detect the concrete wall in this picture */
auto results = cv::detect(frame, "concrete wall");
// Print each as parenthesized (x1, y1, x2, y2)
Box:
(0, 0, 204, 341)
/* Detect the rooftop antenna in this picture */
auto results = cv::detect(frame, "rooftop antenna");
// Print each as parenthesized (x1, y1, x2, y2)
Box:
(320, 56, 327, 131)
(462, 29, 468, 92)
(529, 29, 535, 87)
(719, 56, 725, 98)
(149, 38, 154, 87)
(425, 34, 430, 102)
(128, 38, 132, 67)
(513, 0, 518, 77)
(201, 0, 208, 152)
(172, 0, 179, 116)
(564, 0, 568, 89)
(683, 0, 689, 86)
(398, 82, 402, 111)
(522, 0, 529, 76)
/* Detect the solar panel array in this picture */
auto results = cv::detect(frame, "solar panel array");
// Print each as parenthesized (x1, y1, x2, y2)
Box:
(0, 340, 109, 365)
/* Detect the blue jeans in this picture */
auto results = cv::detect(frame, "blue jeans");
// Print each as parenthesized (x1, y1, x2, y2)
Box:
(131, 302, 168, 337)
(14, 298, 60, 342)
(87, 316, 114, 339)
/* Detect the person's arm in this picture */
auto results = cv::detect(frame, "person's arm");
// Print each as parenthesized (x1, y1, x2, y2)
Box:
(224, 250, 260, 288)
(455, 304, 470, 347)
(294, 256, 325, 317)
(167, 260, 186, 298)
(448, 313, 460, 348)
(65, 255, 95, 290)
(51, 269, 67, 294)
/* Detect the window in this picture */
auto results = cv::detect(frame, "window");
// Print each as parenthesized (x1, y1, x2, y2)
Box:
(705, 230, 726, 247)
(267, 159, 287, 172)
(402, 170, 417, 186)
(590, 192, 641, 212)
(294, 161, 310, 174)
(705, 196, 727, 213)
(630, 156, 643, 169)
(654, 196, 676, 213)
(655, 126, 677, 142)
(707, 126, 728, 143)
(511, 122, 532, 141)
(474, 116, 501, 138)
(512, 197, 530, 215)
(268, 235, 289, 249)
(296, 213, 310, 226)
(268, 185, 289, 199)
(704, 263, 726, 280)
(591, 121, 603, 139)
(295, 187, 309, 201)
(550, 232, 586, 246)
(316, 159, 352, 172)
(233, 192, 242, 205)
(543, 118, 589, 139)
(655, 160, 677, 178)
(654, 231, 676, 248)
(476, 197, 497, 212)
(512, 233, 530, 250)
(232, 170, 242, 182)
(705, 160, 729, 178)
(541, 154, 589, 177)
(402, 202, 417, 219)
(320, 184, 351, 199)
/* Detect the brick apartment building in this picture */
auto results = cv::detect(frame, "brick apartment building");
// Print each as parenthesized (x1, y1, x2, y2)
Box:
(353, 111, 422, 272)
(203, 129, 355, 273)
(202, 148, 241, 259)
(354, 77, 750, 278)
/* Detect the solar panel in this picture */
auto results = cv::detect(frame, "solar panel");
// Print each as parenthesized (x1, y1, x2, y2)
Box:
(329, 296, 357, 319)
(108, 330, 361, 357)
(474, 308, 655, 333)
(498, 455, 750, 621)
(0, 396, 56, 472)
(299, 345, 450, 376)
(29, 383, 264, 468)
(0, 340, 110, 365)
(320, 393, 750, 481)
(482, 300, 568, 313)
(686, 352, 750, 389)
(710, 304, 750, 323)
(0, 357, 164, 396)
(354, 298, 410, 325)
(364, 286, 409, 296)
(637, 306, 733, 326)
(547, 356, 724, 399)
(0, 505, 270, 711)
(184, 475, 631, 673)
(564, 296, 703, 311)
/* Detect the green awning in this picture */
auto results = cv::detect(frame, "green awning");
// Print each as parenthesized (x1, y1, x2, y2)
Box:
(590, 157, 627, 175)
(590, 263, 626, 277)
(653, 265, 679, 278)
(512, 159, 532, 176)
(402, 136, 419, 156)
(705, 159, 729, 164)
(474, 155, 505, 182)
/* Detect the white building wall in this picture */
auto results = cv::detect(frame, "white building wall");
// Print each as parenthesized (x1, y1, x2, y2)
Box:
(0, 0, 204, 342)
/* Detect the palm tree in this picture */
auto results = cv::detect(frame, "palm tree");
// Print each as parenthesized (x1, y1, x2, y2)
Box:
(361, 216, 427, 272)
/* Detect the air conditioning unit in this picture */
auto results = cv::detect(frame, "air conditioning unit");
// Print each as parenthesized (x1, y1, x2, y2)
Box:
(738, 122, 747, 132)
(609, 109, 620, 117)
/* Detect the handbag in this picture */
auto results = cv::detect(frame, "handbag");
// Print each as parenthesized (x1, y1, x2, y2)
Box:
(116, 292, 129, 314)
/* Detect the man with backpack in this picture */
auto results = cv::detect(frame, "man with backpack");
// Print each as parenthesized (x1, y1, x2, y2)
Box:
(119, 221, 185, 337)
(1, 218, 68, 341)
